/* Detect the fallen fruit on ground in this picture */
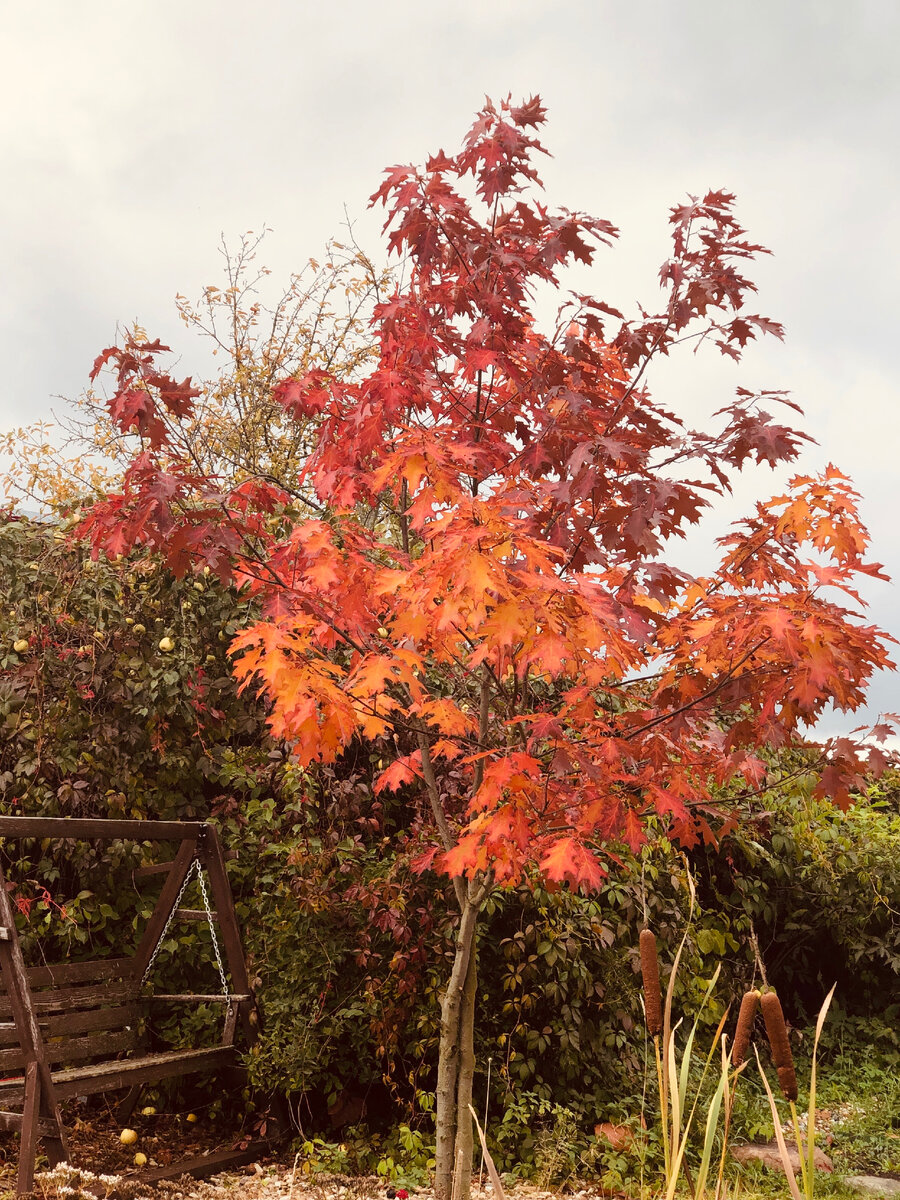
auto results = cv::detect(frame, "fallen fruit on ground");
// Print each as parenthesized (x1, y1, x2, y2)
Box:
(118, 1128, 138, 1145)
(133, 1152, 147, 1167)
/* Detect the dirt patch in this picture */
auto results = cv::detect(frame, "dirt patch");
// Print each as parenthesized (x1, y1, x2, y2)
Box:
(0, 1108, 257, 1196)
(0, 1112, 609, 1200)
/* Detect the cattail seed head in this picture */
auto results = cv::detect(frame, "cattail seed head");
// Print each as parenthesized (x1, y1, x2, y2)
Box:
(760, 990, 797, 1099)
(640, 928, 662, 1037)
(777, 1064, 799, 1103)
(732, 988, 760, 1067)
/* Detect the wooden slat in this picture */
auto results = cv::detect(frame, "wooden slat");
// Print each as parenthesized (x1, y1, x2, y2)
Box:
(1, 1020, 28, 1047)
(51, 1044, 237, 1099)
(0, 817, 205, 841)
(0, 957, 133, 993)
(0, 1045, 238, 1104)
(49, 1027, 141, 1070)
(0, 1027, 141, 1073)
(46, 1002, 143, 1039)
(0, 1108, 58, 1136)
(27, 957, 132, 988)
(0, 1004, 142, 1048)
(0, 980, 140, 1020)
(174, 908, 210, 922)
(0, 1043, 31, 1070)
(137, 1142, 267, 1183)
(147, 993, 251, 1003)
(132, 860, 177, 880)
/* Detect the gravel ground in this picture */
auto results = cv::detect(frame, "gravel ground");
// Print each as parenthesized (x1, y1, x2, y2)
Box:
(9, 1164, 608, 1200)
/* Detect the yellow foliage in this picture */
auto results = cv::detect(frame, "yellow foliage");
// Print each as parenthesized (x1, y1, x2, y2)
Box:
(1, 231, 390, 513)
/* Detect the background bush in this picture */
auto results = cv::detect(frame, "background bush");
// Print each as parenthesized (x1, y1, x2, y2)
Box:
(2, 515, 898, 1163)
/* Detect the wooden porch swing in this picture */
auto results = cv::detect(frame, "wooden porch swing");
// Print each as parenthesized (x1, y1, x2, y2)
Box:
(0, 817, 265, 1194)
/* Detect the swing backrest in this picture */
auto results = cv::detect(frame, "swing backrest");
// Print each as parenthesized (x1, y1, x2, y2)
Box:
(0, 957, 147, 1078)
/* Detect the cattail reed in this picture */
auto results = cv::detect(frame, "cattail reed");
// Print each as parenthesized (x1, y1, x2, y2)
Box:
(732, 988, 759, 1067)
(776, 1064, 799, 1102)
(760, 990, 798, 1101)
(640, 927, 662, 1037)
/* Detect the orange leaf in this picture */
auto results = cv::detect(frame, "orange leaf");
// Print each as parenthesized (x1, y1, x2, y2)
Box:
(374, 751, 423, 794)
(539, 838, 606, 890)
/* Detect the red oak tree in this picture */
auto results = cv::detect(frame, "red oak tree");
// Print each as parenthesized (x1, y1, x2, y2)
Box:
(78, 97, 894, 1198)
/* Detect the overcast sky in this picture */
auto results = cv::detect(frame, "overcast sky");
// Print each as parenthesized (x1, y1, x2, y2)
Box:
(1, 0, 897, 734)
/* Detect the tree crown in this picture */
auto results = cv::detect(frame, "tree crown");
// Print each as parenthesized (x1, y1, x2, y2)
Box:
(77, 95, 896, 888)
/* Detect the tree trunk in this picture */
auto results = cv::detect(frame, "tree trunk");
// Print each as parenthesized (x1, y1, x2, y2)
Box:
(451, 937, 477, 1200)
(434, 893, 480, 1200)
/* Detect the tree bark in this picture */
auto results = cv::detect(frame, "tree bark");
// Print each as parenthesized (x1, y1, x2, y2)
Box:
(434, 893, 480, 1200)
(451, 935, 478, 1200)
(418, 727, 491, 1200)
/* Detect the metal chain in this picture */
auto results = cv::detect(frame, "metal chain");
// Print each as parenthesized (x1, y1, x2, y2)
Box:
(141, 858, 200, 986)
(196, 860, 232, 1014)
(141, 859, 232, 1016)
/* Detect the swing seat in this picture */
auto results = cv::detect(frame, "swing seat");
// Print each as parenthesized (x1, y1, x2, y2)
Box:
(0, 956, 241, 1103)
(0, 817, 266, 1195)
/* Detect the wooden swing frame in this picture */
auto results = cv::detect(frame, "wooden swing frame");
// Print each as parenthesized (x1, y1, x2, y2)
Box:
(0, 817, 263, 1194)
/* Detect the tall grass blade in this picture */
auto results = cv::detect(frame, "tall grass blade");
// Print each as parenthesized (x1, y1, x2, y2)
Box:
(668, 1020, 683, 1169)
(753, 1045, 803, 1200)
(694, 1066, 728, 1200)
(679, 980, 728, 1157)
(806, 984, 836, 1194)
(661, 872, 697, 1180)
(468, 1104, 507, 1200)
(679, 1018, 697, 1125)
(790, 1100, 810, 1200)
(716, 1038, 746, 1200)
(654, 1036, 671, 1176)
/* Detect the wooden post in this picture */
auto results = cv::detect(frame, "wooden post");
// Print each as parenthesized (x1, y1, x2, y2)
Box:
(116, 1085, 143, 1125)
(0, 862, 69, 1188)
(198, 824, 293, 1139)
(132, 836, 199, 981)
(198, 825, 258, 1047)
(17, 1063, 40, 1194)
